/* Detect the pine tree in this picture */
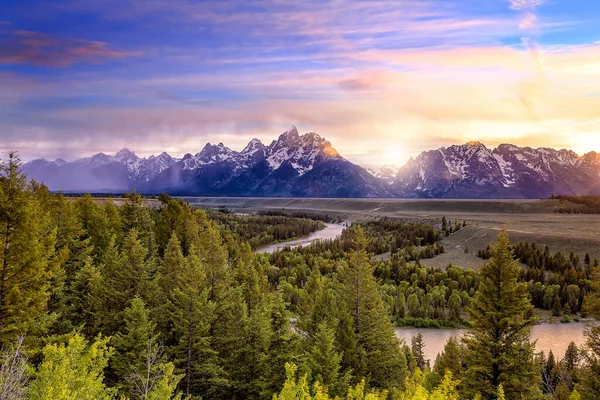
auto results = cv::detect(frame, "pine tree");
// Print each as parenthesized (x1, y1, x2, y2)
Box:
(564, 342, 579, 372)
(111, 297, 160, 393)
(0, 152, 56, 343)
(411, 332, 427, 371)
(169, 247, 219, 398)
(578, 263, 600, 399)
(553, 294, 563, 317)
(308, 323, 345, 396)
(338, 226, 407, 390)
(257, 293, 302, 399)
(196, 217, 229, 302)
(95, 230, 157, 333)
(120, 191, 157, 257)
(434, 336, 465, 380)
(66, 257, 103, 336)
(462, 230, 541, 399)
(46, 194, 94, 335)
(156, 233, 186, 339)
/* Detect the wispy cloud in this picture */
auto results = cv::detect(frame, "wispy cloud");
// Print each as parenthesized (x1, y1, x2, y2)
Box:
(2, 0, 600, 165)
(0, 30, 131, 67)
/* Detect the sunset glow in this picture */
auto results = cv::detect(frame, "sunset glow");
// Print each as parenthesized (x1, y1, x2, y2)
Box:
(2, 0, 600, 166)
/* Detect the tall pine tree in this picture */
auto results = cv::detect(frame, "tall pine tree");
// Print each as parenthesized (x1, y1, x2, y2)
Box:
(0, 152, 56, 344)
(337, 226, 407, 391)
(462, 230, 541, 399)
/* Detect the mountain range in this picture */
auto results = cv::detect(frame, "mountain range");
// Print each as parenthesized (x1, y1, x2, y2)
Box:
(21, 127, 600, 198)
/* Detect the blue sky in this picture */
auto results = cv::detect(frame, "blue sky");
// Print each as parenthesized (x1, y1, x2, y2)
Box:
(2, 0, 600, 166)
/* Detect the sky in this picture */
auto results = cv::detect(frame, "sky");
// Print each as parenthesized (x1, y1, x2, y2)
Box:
(2, 0, 600, 167)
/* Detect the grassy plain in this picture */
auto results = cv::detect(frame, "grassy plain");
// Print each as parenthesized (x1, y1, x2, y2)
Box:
(185, 197, 600, 270)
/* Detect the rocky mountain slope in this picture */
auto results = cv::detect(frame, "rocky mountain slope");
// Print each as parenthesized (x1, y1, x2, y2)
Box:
(23, 127, 389, 197)
(392, 142, 600, 198)
(21, 129, 600, 198)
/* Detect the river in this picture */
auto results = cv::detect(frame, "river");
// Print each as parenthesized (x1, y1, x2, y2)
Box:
(255, 223, 346, 254)
(395, 322, 594, 362)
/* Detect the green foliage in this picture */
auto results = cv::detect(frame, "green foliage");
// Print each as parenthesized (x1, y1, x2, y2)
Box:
(338, 226, 408, 390)
(29, 333, 116, 400)
(209, 211, 325, 250)
(6, 158, 600, 399)
(463, 231, 541, 399)
(0, 152, 57, 343)
(111, 297, 159, 394)
(402, 369, 460, 400)
(433, 336, 465, 381)
(272, 363, 388, 400)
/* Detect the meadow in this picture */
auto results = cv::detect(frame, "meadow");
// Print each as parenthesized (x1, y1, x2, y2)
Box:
(186, 197, 600, 269)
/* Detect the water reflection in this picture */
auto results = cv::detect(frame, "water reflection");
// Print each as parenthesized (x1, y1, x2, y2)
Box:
(255, 223, 345, 254)
(395, 322, 593, 362)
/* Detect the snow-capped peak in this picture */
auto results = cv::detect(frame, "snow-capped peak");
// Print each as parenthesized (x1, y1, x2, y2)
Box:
(241, 138, 265, 155)
(115, 148, 136, 159)
(264, 127, 342, 174)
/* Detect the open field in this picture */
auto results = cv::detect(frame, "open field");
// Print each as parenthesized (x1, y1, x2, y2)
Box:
(185, 197, 600, 269)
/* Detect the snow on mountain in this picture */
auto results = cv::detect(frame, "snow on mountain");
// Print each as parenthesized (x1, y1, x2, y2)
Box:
(367, 165, 400, 185)
(392, 142, 600, 198)
(264, 127, 341, 175)
(20, 132, 600, 198)
(182, 143, 238, 170)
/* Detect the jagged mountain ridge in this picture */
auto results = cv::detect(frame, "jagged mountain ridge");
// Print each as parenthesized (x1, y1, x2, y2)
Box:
(392, 142, 600, 198)
(23, 127, 390, 197)
(21, 129, 600, 198)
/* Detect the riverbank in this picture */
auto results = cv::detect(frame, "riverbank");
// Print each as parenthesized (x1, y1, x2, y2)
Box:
(254, 222, 346, 254)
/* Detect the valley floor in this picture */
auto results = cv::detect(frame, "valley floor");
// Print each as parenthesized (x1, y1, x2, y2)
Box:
(185, 197, 600, 266)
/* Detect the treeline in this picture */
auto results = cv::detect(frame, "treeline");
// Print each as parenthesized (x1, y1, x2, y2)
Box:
(257, 209, 343, 223)
(268, 219, 473, 327)
(207, 210, 325, 249)
(269, 218, 454, 260)
(478, 241, 599, 315)
(272, 246, 478, 330)
(550, 195, 600, 214)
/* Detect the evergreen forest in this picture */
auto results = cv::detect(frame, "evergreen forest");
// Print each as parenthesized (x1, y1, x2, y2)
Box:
(1, 152, 600, 400)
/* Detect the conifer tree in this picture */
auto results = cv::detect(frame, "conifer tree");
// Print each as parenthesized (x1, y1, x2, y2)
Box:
(257, 293, 302, 399)
(169, 246, 220, 398)
(120, 191, 157, 257)
(62, 257, 103, 336)
(155, 233, 186, 340)
(111, 297, 160, 393)
(114, 299, 183, 400)
(411, 332, 427, 371)
(433, 336, 465, 381)
(95, 230, 156, 333)
(308, 323, 345, 396)
(338, 226, 407, 390)
(0, 152, 56, 343)
(462, 230, 541, 399)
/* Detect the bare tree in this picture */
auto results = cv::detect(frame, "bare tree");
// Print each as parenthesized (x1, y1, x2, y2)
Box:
(0, 336, 28, 400)
(126, 336, 165, 400)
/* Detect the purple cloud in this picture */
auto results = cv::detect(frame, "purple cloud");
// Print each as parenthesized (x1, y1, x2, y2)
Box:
(0, 30, 130, 67)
